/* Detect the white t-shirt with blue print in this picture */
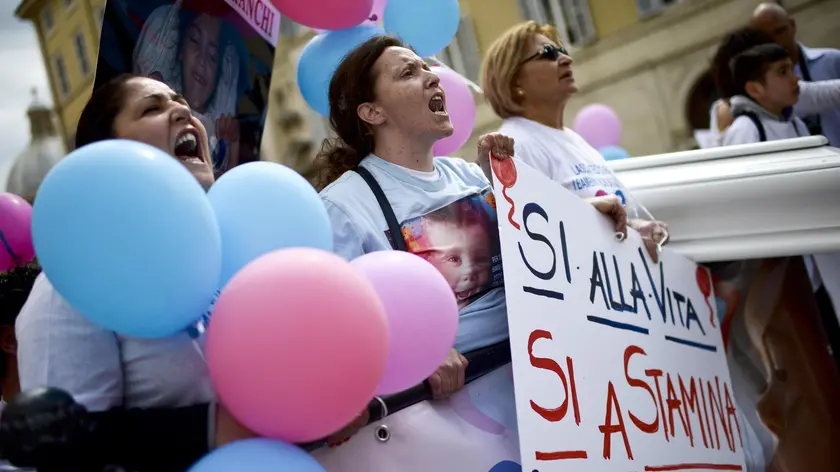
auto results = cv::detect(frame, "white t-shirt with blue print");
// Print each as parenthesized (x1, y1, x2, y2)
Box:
(320, 155, 508, 354)
(499, 117, 641, 218)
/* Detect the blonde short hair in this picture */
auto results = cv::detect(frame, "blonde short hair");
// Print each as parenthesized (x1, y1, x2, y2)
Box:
(480, 21, 563, 119)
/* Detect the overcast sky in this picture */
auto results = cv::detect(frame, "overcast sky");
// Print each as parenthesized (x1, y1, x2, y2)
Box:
(0, 0, 52, 162)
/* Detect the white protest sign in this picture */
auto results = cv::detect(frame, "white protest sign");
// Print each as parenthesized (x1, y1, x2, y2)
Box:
(491, 158, 746, 472)
(222, 0, 281, 45)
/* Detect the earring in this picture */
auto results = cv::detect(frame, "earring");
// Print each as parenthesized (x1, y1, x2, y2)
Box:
(516, 88, 525, 97)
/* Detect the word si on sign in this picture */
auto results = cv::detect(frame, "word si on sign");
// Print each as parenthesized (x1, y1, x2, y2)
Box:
(223, 0, 281, 45)
(492, 158, 747, 472)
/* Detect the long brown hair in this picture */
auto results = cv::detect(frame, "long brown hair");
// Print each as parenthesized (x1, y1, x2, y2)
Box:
(313, 35, 409, 191)
(711, 27, 774, 99)
(75, 74, 136, 149)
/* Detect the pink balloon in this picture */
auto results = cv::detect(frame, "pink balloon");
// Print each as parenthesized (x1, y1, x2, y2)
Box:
(0, 193, 35, 272)
(351, 251, 458, 395)
(206, 248, 389, 442)
(309, 0, 385, 33)
(432, 67, 476, 157)
(572, 104, 622, 150)
(272, 0, 373, 30)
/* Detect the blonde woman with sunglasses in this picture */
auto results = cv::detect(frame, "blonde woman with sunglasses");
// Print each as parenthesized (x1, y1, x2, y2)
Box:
(481, 21, 668, 262)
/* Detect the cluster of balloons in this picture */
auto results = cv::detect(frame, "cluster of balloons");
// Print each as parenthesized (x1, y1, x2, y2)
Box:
(0, 193, 36, 273)
(31, 140, 460, 470)
(293, 0, 475, 155)
(572, 104, 631, 161)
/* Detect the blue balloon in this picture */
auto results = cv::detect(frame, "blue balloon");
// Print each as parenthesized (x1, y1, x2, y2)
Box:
(297, 25, 384, 116)
(189, 439, 324, 472)
(208, 161, 333, 286)
(599, 145, 631, 161)
(489, 461, 522, 472)
(384, 0, 460, 58)
(32, 140, 221, 338)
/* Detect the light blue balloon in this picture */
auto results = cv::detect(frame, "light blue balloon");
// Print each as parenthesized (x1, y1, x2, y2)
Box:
(31, 140, 221, 338)
(599, 145, 631, 161)
(189, 439, 325, 472)
(208, 161, 333, 286)
(384, 0, 460, 58)
(297, 24, 384, 117)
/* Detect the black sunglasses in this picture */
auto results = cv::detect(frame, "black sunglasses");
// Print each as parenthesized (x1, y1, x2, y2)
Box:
(520, 43, 568, 65)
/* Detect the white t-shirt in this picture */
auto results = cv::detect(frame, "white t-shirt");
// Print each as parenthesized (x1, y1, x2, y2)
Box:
(498, 116, 641, 218)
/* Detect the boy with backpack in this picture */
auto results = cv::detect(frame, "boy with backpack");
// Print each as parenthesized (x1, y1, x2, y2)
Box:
(722, 42, 840, 374)
(722, 43, 808, 145)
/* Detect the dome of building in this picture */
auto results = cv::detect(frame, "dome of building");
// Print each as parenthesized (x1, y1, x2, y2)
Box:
(4, 88, 65, 201)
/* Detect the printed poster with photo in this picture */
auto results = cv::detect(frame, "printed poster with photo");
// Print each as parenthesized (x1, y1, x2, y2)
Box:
(95, 0, 279, 176)
(396, 189, 503, 308)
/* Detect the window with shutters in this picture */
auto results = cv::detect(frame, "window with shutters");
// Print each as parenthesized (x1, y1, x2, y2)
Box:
(517, 0, 596, 46)
(435, 15, 482, 83)
(636, 0, 682, 19)
(54, 54, 70, 97)
(74, 31, 91, 76)
(41, 6, 55, 34)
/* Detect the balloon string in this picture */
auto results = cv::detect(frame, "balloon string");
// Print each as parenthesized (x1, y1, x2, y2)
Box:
(191, 339, 207, 364)
(502, 187, 520, 230)
(0, 229, 20, 267)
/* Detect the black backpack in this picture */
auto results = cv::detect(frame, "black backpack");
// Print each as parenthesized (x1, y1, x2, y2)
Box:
(732, 109, 802, 142)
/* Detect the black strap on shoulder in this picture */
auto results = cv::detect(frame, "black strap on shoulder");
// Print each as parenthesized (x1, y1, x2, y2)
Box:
(353, 167, 408, 252)
(798, 46, 812, 82)
(734, 110, 767, 142)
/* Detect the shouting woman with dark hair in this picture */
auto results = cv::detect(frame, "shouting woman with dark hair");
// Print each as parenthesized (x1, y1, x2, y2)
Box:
(7, 74, 377, 471)
(315, 35, 629, 399)
(8, 75, 257, 471)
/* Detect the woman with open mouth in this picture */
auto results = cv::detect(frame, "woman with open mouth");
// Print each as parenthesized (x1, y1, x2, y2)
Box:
(8, 74, 264, 471)
(481, 21, 668, 263)
(314, 35, 628, 412)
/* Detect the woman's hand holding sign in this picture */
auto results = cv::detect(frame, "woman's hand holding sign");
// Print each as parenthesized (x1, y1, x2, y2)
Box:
(478, 132, 515, 182)
(428, 349, 469, 399)
(630, 219, 670, 263)
(586, 195, 628, 241)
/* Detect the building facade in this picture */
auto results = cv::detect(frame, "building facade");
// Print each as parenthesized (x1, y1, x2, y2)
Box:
(15, 0, 106, 152)
(274, 0, 839, 174)
(457, 0, 840, 160)
(17, 0, 840, 172)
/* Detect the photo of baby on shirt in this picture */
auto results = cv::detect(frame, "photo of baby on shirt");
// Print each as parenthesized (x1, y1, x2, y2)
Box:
(398, 189, 503, 308)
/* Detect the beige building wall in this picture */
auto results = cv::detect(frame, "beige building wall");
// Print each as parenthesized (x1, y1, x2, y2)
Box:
(16, 0, 105, 151)
(459, 0, 840, 161)
(22, 0, 833, 173)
